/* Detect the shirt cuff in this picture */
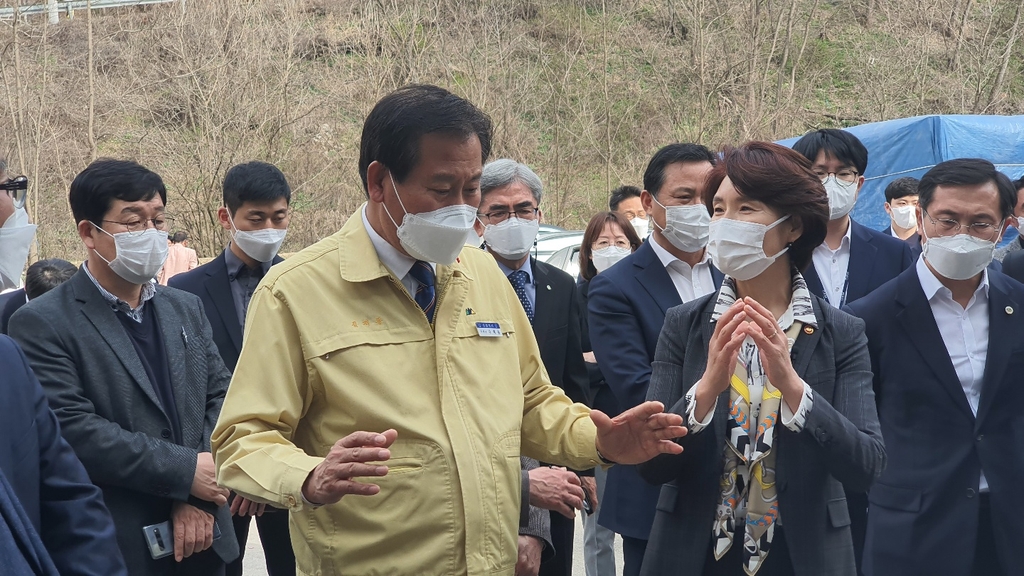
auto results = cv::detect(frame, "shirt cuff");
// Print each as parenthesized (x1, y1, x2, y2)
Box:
(685, 381, 716, 433)
(780, 380, 814, 432)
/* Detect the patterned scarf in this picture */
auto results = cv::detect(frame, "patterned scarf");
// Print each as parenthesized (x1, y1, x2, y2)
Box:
(709, 273, 816, 575)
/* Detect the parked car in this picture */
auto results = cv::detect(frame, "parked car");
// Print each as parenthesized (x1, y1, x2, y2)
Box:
(537, 223, 567, 240)
(546, 244, 581, 279)
(534, 230, 584, 262)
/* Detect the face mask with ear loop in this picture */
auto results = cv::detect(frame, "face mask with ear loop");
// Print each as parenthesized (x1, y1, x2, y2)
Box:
(383, 172, 478, 265)
(706, 216, 792, 281)
(91, 224, 169, 285)
(0, 208, 37, 290)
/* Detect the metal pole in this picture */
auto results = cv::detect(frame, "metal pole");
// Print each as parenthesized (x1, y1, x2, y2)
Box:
(47, 0, 58, 24)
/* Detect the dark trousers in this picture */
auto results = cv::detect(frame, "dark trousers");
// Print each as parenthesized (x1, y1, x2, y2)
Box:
(972, 495, 1006, 576)
(847, 491, 868, 575)
(622, 535, 647, 576)
(703, 526, 794, 576)
(539, 512, 574, 576)
(227, 508, 295, 576)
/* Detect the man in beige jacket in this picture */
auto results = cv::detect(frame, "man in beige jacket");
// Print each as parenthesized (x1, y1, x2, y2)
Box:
(212, 85, 686, 576)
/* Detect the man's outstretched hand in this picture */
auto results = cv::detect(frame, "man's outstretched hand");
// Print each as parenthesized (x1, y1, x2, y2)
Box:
(591, 401, 686, 465)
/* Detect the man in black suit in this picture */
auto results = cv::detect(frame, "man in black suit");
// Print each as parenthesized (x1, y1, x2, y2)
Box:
(474, 158, 591, 576)
(1, 259, 78, 334)
(9, 159, 238, 575)
(169, 161, 295, 576)
(995, 177, 1024, 263)
(881, 176, 922, 256)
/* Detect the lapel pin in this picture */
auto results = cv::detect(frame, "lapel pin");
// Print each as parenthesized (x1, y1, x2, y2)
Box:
(1006, 306, 1014, 315)
(803, 325, 815, 335)
(546, 285, 552, 291)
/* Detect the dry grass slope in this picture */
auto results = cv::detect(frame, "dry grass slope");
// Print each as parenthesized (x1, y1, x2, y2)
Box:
(2, 0, 1022, 259)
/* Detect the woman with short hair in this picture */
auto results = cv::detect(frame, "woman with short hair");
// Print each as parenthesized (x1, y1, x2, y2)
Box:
(638, 142, 886, 576)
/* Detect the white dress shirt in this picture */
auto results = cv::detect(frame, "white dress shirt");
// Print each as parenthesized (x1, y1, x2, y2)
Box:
(812, 220, 853, 307)
(361, 206, 435, 297)
(649, 236, 715, 302)
(916, 256, 990, 492)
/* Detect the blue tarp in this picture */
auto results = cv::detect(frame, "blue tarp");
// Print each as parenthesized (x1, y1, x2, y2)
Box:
(777, 115, 1024, 238)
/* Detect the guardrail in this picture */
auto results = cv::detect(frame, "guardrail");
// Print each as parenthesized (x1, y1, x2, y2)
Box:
(0, 0, 180, 21)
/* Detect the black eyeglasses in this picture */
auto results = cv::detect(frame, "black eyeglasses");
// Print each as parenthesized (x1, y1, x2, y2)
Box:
(478, 207, 539, 223)
(99, 216, 175, 235)
(0, 176, 28, 209)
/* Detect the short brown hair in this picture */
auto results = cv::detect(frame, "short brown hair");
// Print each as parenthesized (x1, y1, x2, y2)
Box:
(704, 142, 828, 272)
(578, 211, 642, 281)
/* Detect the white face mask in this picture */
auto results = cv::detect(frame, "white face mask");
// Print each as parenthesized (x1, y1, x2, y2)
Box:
(92, 225, 169, 285)
(922, 227, 997, 281)
(823, 175, 859, 220)
(384, 172, 476, 265)
(592, 246, 631, 273)
(229, 213, 287, 263)
(707, 216, 791, 281)
(0, 208, 37, 290)
(652, 198, 711, 252)
(630, 217, 649, 238)
(482, 217, 539, 260)
(891, 205, 917, 230)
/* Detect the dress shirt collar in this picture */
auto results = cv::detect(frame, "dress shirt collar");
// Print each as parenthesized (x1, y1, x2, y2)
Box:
(916, 254, 990, 303)
(224, 244, 273, 281)
(496, 256, 533, 283)
(815, 218, 853, 255)
(649, 234, 710, 270)
(82, 261, 156, 322)
(711, 270, 818, 330)
(360, 205, 435, 280)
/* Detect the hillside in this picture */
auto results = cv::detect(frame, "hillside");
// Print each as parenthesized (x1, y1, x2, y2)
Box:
(3, 0, 1022, 258)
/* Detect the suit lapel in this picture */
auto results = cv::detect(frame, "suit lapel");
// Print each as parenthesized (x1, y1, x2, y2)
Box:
(895, 271, 976, 419)
(72, 273, 168, 417)
(791, 298, 826, 395)
(802, 263, 825, 300)
(151, 293, 201, 443)
(976, 277, 1017, 428)
(846, 221, 878, 304)
(634, 242, 682, 314)
(709, 264, 725, 290)
(205, 252, 243, 353)
(530, 259, 553, 346)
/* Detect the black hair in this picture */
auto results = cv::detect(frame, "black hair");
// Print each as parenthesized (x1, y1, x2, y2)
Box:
(918, 159, 1016, 219)
(68, 159, 167, 225)
(25, 259, 77, 300)
(608, 185, 642, 211)
(884, 177, 920, 203)
(170, 231, 189, 243)
(792, 129, 868, 175)
(642, 143, 716, 197)
(223, 161, 291, 214)
(1014, 176, 1024, 191)
(358, 84, 493, 196)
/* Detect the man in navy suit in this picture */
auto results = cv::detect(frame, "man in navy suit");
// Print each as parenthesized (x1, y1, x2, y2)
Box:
(169, 162, 294, 576)
(587, 143, 723, 576)
(0, 334, 128, 575)
(793, 130, 913, 571)
(792, 129, 914, 308)
(846, 159, 1021, 576)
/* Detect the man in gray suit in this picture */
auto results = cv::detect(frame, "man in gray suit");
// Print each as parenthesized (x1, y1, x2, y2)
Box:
(9, 159, 239, 575)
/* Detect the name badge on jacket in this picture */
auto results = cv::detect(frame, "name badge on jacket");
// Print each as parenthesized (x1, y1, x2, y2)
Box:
(476, 322, 502, 337)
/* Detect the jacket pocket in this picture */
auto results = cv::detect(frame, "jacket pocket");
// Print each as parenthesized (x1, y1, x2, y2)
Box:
(868, 482, 922, 513)
(656, 483, 678, 513)
(487, 431, 522, 573)
(827, 497, 851, 528)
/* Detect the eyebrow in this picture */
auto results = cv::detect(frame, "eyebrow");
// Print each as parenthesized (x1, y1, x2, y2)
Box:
(430, 171, 483, 184)
(120, 206, 165, 215)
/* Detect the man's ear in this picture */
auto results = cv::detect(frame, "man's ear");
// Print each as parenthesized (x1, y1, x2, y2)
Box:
(537, 209, 544, 224)
(640, 190, 655, 215)
(77, 220, 97, 250)
(366, 161, 388, 204)
(217, 207, 233, 232)
(883, 202, 893, 217)
(473, 218, 485, 236)
(855, 174, 866, 193)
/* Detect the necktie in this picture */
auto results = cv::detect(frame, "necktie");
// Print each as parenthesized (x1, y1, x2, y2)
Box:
(508, 269, 534, 323)
(408, 261, 436, 323)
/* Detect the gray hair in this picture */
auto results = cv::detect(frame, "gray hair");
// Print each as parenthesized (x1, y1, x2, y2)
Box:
(480, 159, 543, 205)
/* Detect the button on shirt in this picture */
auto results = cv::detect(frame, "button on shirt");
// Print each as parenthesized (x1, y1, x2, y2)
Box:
(812, 221, 852, 307)
(496, 258, 535, 312)
(916, 256, 990, 492)
(649, 236, 715, 302)
(361, 206, 436, 297)
(224, 245, 274, 328)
